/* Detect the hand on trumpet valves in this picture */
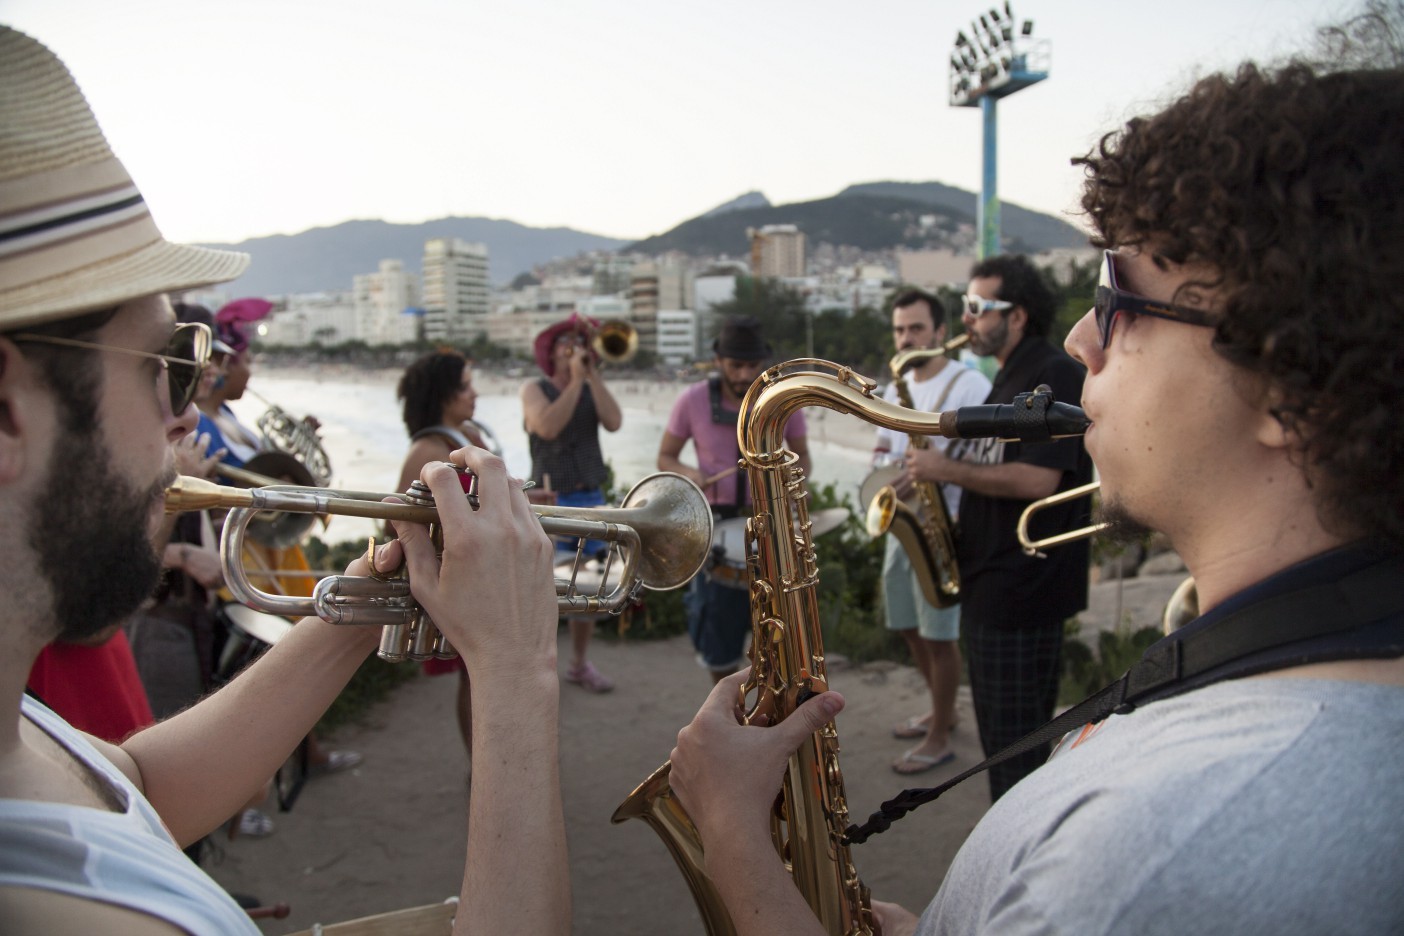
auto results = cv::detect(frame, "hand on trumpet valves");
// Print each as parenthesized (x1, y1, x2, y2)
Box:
(389, 449, 560, 681)
(669, 668, 846, 847)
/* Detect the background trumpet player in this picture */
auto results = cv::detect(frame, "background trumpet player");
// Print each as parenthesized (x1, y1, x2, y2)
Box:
(873, 290, 990, 775)
(0, 27, 569, 933)
(522, 312, 624, 692)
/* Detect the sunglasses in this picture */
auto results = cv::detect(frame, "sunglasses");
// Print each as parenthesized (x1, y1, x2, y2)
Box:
(1095, 250, 1216, 349)
(12, 322, 212, 415)
(963, 294, 1014, 318)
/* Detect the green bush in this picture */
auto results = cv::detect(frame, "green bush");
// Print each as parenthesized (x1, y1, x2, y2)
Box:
(1059, 620, 1162, 706)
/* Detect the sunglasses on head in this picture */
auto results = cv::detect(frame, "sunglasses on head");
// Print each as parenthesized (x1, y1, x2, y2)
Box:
(963, 294, 1014, 318)
(12, 322, 212, 416)
(1095, 250, 1216, 349)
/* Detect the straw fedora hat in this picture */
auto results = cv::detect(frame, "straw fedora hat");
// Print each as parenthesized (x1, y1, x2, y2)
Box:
(0, 27, 249, 330)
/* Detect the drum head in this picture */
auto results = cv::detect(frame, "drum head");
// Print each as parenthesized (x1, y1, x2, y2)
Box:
(806, 507, 850, 539)
(710, 516, 750, 562)
(221, 602, 295, 646)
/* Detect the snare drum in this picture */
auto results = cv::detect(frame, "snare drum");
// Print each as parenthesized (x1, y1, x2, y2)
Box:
(215, 603, 294, 684)
(706, 517, 751, 590)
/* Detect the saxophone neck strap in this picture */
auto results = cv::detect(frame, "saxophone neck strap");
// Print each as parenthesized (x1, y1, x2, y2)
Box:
(842, 549, 1404, 845)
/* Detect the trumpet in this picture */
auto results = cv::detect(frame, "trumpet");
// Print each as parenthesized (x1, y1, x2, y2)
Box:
(591, 320, 638, 364)
(165, 469, 713, 662)
(1016, 481, 1106, 558)
(1016, 482, 1198, 633)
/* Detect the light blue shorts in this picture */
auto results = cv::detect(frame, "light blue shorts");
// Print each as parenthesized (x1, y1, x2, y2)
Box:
(881, 535, 960, 641)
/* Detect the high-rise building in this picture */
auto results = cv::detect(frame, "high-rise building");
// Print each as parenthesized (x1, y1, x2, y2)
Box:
(422, 238, 489, 343)
(748, 224, 806, 278)
(353, 259, 421, 345)
(628, 259, 692, 354)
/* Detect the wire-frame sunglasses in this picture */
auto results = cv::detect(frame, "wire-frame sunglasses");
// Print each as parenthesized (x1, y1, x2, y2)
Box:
(12, 322, 212, 415)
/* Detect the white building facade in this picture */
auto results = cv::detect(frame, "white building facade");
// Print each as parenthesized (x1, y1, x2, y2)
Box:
(353, 259, 421, 345)
(422, 238, 490, 343)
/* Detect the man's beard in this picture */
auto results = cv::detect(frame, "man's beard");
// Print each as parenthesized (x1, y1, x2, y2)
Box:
(31, 425, 168, 643)
(968, 315, 1009, 358)
(1093, 497, 1155, 549)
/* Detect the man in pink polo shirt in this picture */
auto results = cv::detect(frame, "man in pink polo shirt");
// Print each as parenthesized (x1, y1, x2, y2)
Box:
(658, 316, 810, 683)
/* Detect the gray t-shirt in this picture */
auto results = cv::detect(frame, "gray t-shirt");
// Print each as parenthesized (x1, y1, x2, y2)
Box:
(919, 677, 1404, 935)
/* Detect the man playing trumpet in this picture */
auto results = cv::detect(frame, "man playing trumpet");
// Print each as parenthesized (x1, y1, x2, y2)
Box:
(0, 28, 568, 934)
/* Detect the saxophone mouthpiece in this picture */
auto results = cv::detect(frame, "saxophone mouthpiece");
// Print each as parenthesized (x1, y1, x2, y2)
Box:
(939, 385, 1091, 442)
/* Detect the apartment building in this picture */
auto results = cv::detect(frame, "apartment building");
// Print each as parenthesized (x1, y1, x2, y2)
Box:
(422, 237, 490, 342)
(352, 259, 421, 345)
(748, 224, 806, 278)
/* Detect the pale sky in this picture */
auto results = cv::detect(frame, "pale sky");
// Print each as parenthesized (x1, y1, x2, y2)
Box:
(6, 0, 1351, 245)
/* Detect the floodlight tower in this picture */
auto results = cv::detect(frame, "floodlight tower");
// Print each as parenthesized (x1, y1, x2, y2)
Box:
(949, 4, 1050, 258)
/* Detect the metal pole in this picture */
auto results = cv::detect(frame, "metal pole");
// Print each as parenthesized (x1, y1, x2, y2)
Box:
(979, 94, 1000, 259)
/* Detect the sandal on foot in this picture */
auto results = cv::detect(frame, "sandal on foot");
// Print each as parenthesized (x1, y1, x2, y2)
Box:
(235, 809, 276, 838)
(565, 661, 615, 693)
(892, 716, 929, 739)
(891, 748, 955, 775)
(312, 750, 363, 774)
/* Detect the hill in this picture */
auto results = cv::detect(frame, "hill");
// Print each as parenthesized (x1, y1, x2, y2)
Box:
(627, 181, 1087, 258)
(203, 217, 628, 296)
(839, 181, 1088, 250)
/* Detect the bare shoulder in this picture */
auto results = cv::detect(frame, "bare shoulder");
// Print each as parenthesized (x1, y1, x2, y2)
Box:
(0, 886, 188, 935)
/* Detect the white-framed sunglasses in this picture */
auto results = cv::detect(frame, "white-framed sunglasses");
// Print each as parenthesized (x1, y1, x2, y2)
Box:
(962, 294, 1014, 318)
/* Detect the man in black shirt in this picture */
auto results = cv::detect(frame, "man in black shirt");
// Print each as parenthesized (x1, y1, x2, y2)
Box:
(904, 253, 1093, 800)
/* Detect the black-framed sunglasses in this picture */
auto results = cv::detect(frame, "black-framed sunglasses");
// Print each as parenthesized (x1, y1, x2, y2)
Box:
(12, 322, 212, 416)
(1095, 250, 1216, 349)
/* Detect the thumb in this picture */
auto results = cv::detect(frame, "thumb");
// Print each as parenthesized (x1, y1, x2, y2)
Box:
(389, 514, 439, 587)
(773, 691, 845, 748)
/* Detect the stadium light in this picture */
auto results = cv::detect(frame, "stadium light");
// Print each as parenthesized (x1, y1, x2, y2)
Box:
(948, 2, 1050, 258)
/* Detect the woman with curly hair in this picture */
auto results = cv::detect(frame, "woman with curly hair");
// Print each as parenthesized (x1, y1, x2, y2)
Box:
(668, 60, 1404, 936)
(395, 349, 488, 770)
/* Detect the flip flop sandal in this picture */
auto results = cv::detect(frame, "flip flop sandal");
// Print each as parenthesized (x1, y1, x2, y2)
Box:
(891, 748, 956, 775)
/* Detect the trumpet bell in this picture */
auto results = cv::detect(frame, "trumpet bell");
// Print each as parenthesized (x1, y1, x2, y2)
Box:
(593, 320, 638, 364)
(614, 472, 713, 590)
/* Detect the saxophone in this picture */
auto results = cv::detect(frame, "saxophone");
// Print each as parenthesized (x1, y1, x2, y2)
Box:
(613, 358, 1033, 936)
(865, 335, 970, 609)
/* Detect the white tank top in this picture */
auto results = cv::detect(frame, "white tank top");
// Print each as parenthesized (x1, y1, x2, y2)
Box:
(0, 697, 259, 934)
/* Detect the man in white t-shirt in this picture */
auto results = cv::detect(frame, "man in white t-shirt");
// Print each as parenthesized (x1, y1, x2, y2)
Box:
(872, 289, 990, 774)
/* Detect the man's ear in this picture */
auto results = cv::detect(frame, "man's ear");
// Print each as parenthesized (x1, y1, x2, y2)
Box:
(0, 337, 32, 483)
(1007, 305, 1029, 339)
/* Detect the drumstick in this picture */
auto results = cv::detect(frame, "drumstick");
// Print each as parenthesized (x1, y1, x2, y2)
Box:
(699, 464, 741, 488)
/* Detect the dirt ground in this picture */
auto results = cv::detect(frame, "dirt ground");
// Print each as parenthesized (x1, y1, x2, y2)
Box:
(204, 572, 1183, 935)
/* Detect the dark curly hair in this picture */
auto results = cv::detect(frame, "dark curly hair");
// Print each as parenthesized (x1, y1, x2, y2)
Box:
(969, 254, 1056, 337)
(1074, 62, 1404, 547)
(397, 349, 468, 436)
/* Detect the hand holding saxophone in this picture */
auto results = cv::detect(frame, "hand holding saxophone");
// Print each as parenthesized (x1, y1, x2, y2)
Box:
(903, 445, 962, 486)
(671, 669, 845, 868)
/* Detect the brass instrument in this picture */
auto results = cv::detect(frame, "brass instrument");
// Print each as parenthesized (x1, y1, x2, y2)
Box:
(591, 319, 638, 364)
(1016, 482, 1198, 634)
(244, 386, 333, 487)
(165, 470, 712, 662)
(1016, 481, 1107, 558)
(613, 360, 1089, 935)
(864, 333, 970, 608)
(216, 452, 320, 548)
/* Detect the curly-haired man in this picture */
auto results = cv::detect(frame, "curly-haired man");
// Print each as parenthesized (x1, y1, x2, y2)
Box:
(669, 61, 1404, 936)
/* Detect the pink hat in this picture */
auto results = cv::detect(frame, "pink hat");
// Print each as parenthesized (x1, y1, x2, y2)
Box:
(533, 312, 600, 377)
(215, 297, 273, 354)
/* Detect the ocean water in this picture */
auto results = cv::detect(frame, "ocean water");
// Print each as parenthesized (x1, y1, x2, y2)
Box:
(226, 370, 875, 547)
